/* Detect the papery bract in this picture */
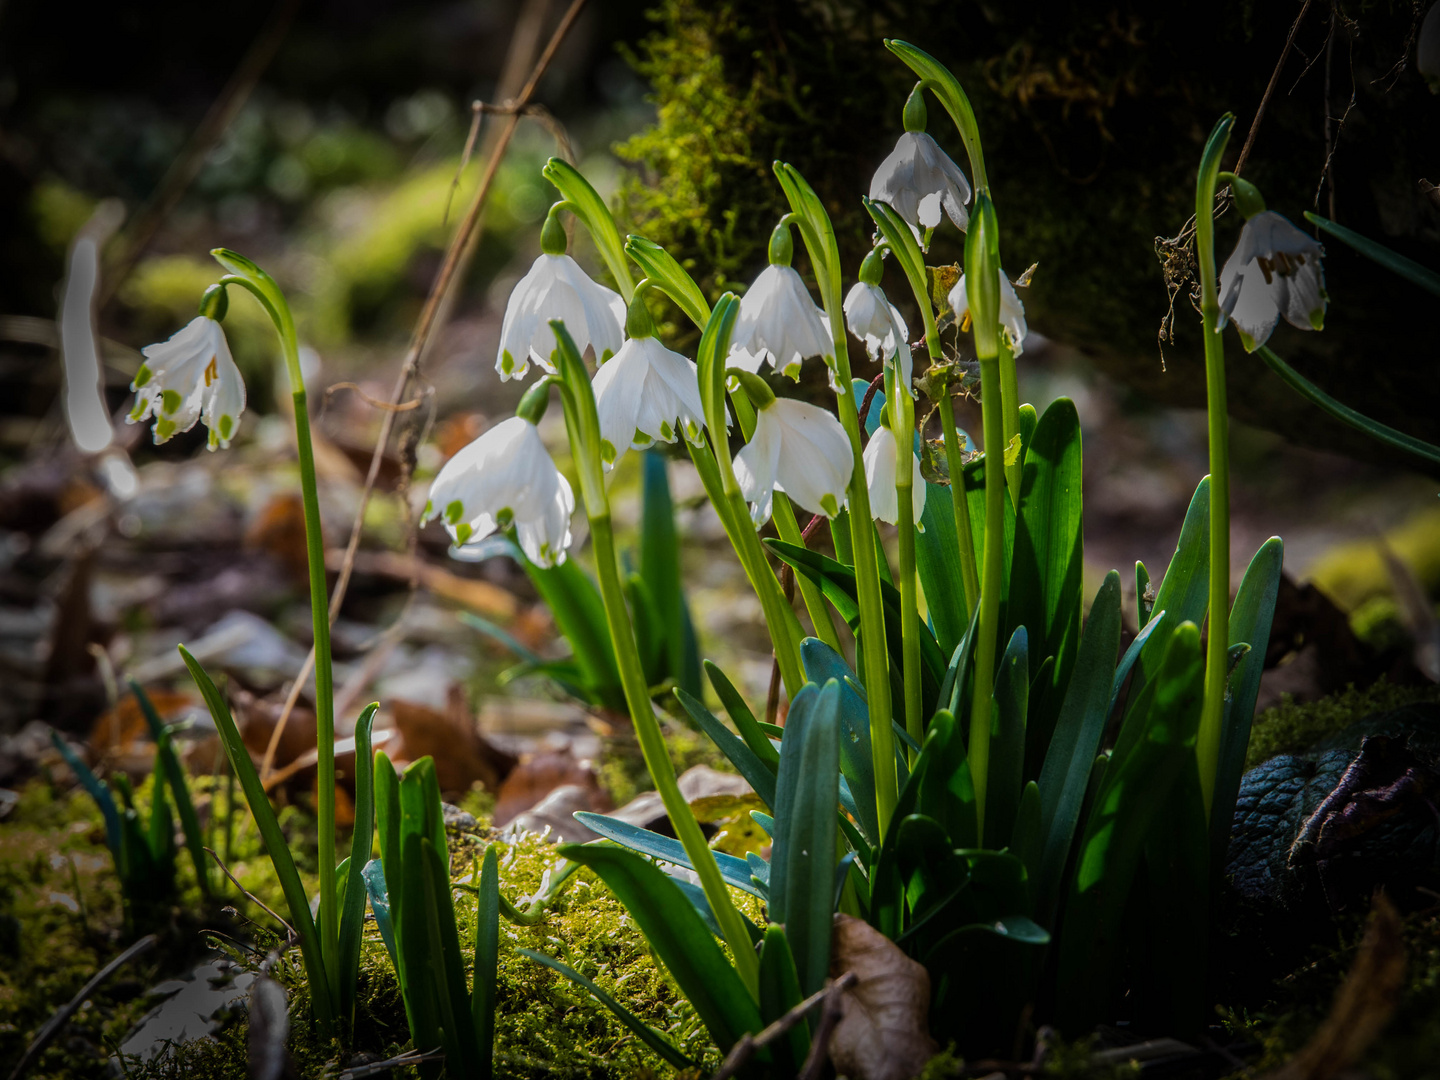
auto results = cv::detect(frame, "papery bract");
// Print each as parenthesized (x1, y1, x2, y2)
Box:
(863, 424, 925, 526)
(948, 271, 1028, 356)
(592, 335, 705, 469)
(734, 398, 851, 524)
(728, 264, 832, 380)
(1218, 210, 1327, 352)
(127, 316, 247, 450)
(423, 415, 574, 567)
(869, 132, 972, 233)
(497, 254, 626, 382)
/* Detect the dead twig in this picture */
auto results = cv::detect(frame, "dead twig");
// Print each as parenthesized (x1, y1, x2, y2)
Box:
(339, 1049, 446, 1079)
(711, 972, 858, 1080)
(206, 847, 296, 941)
(260, 0, 588, 783)
(6, 934, 157, 1080)
(101, 0, 300, 304)
(795, 972, 859, 1080)
(322, 382, 424, 414)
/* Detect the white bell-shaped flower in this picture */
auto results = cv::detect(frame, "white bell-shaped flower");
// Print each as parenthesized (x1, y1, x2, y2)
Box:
(729, 224, 833, 380)
(844, 281, 909, 362)
(870, 132, 973, 234)
(127, 315, 247, 450)
(948, 271, 1029, 356)
(592, 335, 705, 469)
(1218, 210, 1326, 352)
(496, 252, 626, 382)
(734, 397, 851, 525)
(863, 423, 926, 526)
(423, 415, 575, 567)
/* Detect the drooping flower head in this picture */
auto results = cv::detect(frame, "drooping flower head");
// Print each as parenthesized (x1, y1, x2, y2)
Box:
(496, 208, 625, 382)
(863, 420, 925, 526)
(592, 293, 706, 469)
(1218, 206, 1326, 353)
(423, 384, 575, 567)
(127, 286, 247, 450)
(731, 373, 851, 525)
(728, 222, 832, 381)
(869, 85, 972, 236)
(948, 270, 1029, 356)
(844, 246, 913, 384)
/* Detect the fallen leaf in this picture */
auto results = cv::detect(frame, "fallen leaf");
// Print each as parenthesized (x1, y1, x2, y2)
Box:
(827, 913, 938, 1080)
(493, 749, 606, 826)
(89, 689, 194, 760)
(325, 547, 516, 618)
(388, 685, 518, 796)
(245, 493, 309, 584)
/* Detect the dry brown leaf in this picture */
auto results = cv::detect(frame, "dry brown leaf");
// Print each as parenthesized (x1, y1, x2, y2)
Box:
(89, 689, 193, 759)
(388, 685, 518, 796)
(1264, 892, 1406, 1080)
(245, 492, 310, 583)
(324, 547, 516, 618)
(827, 913, 938, 1080)
(493, 749, 607, 826)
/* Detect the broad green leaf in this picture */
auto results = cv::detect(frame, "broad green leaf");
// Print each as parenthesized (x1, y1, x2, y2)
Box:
(1210, 537, 1284, 864)
(558, 843, 764, 1051)
(705, 660, 779, 768)
(179, 646, 333, 1027)
(362, 858, 397, 967)
(1256, 345, 1440, 469)
(423, 836, 481, 1077)
(1056, 622, 1204, 1033)
(1010, 781, 1042, 883)
(518, 948, 697, 1068)
(337, 703, 378, 1027)
(1034, 571, 1122, 926)
(915, 709, 978, 851)
(131, 681, 209, 895)
(400, 834, 451, 1077)
(770, 680, 842, 996)
(759, 927, 810, 1071)
(1007, 398, 1084, 770)
(675, 687, 777, 809)
(801, 638, 879, 846)
(987, 627, 1029, 847)
(573, 813, 764, 898)
(1304, 211, 1440, 297)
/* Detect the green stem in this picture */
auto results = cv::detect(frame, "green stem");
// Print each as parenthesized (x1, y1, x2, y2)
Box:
(892, 377, 924, 761)
(998, 343, 1022, 507)
(937, 392, 979, 617)
(969, 359, 1005, 844)
(1194, 114, 1236, 820)
(216, 258, 338, 998)
(592, 513, 759, 993)
(773, 494, 844, 653)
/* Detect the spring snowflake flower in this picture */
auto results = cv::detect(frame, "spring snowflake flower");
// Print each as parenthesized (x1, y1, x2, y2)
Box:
(948, 271, 1029, 356)
(592, 335, 705, 469)
(733, 398, 851, 525)
(729, 225, 832, 380)
(870, 132, 973, 235)
(863, 424, 926, 526)
(844, 281, 909, 362)
(1218, 211, 1327, 352)
(496, 255, 626, 382)
(423, 416, 575, 567)
(127, 316, 246, 450)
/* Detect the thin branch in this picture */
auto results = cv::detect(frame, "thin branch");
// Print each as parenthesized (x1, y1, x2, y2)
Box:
(259, 0, 589, 782)
(101, 0, 300, 304)
(322, 382, 424, 414)
(206, 847, 296, 940)
(711, 972, 857, 1080)
(6, 934, 156, 1080)
(1234, 0, 1318, 176)
(338, 1049, 446, 1079)
(796, 972, 858, 1080)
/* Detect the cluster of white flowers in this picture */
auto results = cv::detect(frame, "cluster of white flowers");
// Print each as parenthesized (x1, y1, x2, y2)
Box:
(127, 315, 247, 451)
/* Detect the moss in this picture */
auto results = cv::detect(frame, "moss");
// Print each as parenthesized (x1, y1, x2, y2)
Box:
(597, 719, 733, 809)
(1306, 506, 1440, 615)
(1245, 679, 1440, 770)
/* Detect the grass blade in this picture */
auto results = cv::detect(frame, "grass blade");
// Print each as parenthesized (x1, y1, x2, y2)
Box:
(48, 732, 121, 858)
(1304, 210, 1440, 296)
(758, 926, 810, 1071)
(800, 639, 879, 846)
(557, 843, 763, 1051)
(1256, 346, 1440, 469)
(518, 948, 698, 1068)
(574, 813, 764, 897)
(179, 645, 334, 1027)
(130, 680, 209, 896)
(337, 703, 378, 1027)
(675, 688, 777, 808)
(704, 660, 779, 767)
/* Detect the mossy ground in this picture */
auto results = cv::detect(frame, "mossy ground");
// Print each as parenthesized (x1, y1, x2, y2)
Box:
(1244, 677, 1440, 769)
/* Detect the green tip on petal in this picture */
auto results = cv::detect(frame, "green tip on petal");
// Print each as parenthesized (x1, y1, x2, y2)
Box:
(155, 418, 177, 441)
(500, 351, 516, 375)
(160, 389, 183, 415)
(218, 414, 234, 440)
(820, 493, 841, 518)
(658, 420, 674, 442)
(633, 431, 654, 448)
(1308, 308, 1325, 331)
(423, 499, 434, 518)
(496, 507, 514, 530)
(445, 499, 465, 525)
(454, 522, 473, 545)
(132, 364, 152, 389)
(1238, 329, 1258, 353)
(600, 438, 617, 465)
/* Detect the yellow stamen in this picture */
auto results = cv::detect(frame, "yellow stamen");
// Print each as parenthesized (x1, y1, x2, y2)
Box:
(960, 310, 973, 333)
(204, 356, 218, 386)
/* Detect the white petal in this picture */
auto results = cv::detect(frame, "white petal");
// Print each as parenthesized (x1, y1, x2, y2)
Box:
(1226, 264, 1282, 351)
(863, 426, 900, 524)
(1281, 259, 1326, 331)
(769, 399, 852, 519)
(734, 408, 783, 524)
(592, 342, 646, 469)
(731, 265, 830, 378)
